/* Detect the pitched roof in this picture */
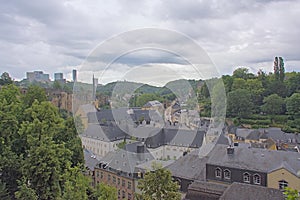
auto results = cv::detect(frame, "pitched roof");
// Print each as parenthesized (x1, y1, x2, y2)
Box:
(167, 150, 208, 181)
(185, 181, 228, 200)
(97, 142, 155, 174)
(145, 128, 206, 148)
(143, 100, 162, 107)
(207, 144, 300, 177)
(81, 123, 128, 142)
(83, 149, 99, 171)
(219, 182, 284, 200)
(87, 108, 162, 124)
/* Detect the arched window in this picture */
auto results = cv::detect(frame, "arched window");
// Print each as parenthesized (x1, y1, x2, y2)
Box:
(224, 169, 231, 180)
(279, 180, 288, 190)
(215, 167, 221, 178)
(253, 174, 261, 185)
(243, 172, 250, 183)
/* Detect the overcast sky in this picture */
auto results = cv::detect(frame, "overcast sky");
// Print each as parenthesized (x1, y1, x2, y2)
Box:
(1, 0, 300, 85)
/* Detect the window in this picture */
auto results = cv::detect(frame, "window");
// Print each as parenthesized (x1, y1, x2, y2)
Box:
(128, 181, 131, 189)
(96, 171, 99, 177)
(215, 167, 221, 178)
(122, 179, 125, 187)
(243, 172, 250, 183)
(224, 169, 231, 180)
(253, 174, 261, 185)
(279, 180, 288, 190)
(128, 193, 132, 200)
(108, 174, 111, 181)
(122, 190, 126, 199)
(113, 176, 116, 184)
(118, 178, 120, 185)
(100, 172, 103, 179)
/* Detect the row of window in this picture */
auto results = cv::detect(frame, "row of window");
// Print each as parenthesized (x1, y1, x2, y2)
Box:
(96, 171, 132, 189)
(215, 168, 261, 185)
(118, 189, 132, 200)
(214, 168, 291, 190)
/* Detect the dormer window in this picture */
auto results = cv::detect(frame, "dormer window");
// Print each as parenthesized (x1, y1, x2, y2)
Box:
(215, 167, 221, 178)
(243, 172, 250, 183)
(253, 174, 261, 185)
(224, 169, 231, 180)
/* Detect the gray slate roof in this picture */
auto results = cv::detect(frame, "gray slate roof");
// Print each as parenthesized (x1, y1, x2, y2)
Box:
(167, 150, 208, 181)
(97, 142, 155, 174)
(87, 108, 162, 124)
(84, 149, 99, 171)
(219, 182, 284, 200)
(81, 123, 128, 142)
(145, 128, 206, 148)
(185, 181, 228, 200)
(167, 134, 229, 181)
(207, 144, 300, 177)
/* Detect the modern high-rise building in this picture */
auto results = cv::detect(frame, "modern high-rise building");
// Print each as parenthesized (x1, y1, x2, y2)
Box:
(72, 69, 77, 82)
(54, 73, 64, 81)
(54, 72, 66, 84)
(26, 71, 50, 83)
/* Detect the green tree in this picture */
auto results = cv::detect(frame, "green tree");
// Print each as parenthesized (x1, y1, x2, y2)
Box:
(222, 75, 233, 93)
(227, 89, 253, 118)
(23, 136, 71, 199)
(286, 93, 300, 117)
(284, 187, 299, 200)
(285, 72, 300, 96)
(261, 94, 285, 116)
(54, 117, 84, 167)
(21, 85, 47, 107)
(232, 67, 254, 79)
(0, 180, 11, 200)
(15, 180, 38, 200)
(0, 72, 13, 85)
(135, 93, 163, 107)
(53, 80, 62, 90)
(91, 183, 117, 200)
(137, 164, 180, 200)
(199, 82, 210, 99)
(62, 166, 90, 200)
(231, 78, 247, 90)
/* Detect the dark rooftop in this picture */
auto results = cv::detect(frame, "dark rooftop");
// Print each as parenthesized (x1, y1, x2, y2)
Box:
(207, 144, 300, 177)
(219, 182, 284, 200)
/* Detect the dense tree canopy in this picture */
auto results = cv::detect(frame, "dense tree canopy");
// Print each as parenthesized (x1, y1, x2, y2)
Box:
(197, 67, 300, 132)
(137, 164, 181, 200)
(0, 84, 112, 199)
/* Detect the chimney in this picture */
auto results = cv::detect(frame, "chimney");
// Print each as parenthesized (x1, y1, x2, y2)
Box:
(227, 146, 234, 155)
(137, 143, 145, 160)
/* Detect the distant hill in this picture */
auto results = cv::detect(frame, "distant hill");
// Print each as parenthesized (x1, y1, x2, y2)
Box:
(96, 79, 204, 96)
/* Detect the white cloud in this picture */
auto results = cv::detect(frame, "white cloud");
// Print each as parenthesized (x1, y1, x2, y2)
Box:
(0, 0, 299, 83)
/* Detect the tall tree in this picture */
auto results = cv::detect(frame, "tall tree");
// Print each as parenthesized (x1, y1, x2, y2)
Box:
(261, 94, 285, 118)
(137, 164, 180, 200)
(227, 89, 253, 118)
(0, 72, 13, 85)
(15, 180, 38, 200)
(62, 166, 90, 200)
(91, 183, 117, 200)
(286, 93, 300, 117)
(0, 180, 11, 200)
(231, 78, 247, 90)
(21, 85, 47, 107)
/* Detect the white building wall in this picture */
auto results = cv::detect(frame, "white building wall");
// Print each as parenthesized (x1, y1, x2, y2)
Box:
(80, 136, 125, 157)
(148, 145, 196, 160)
